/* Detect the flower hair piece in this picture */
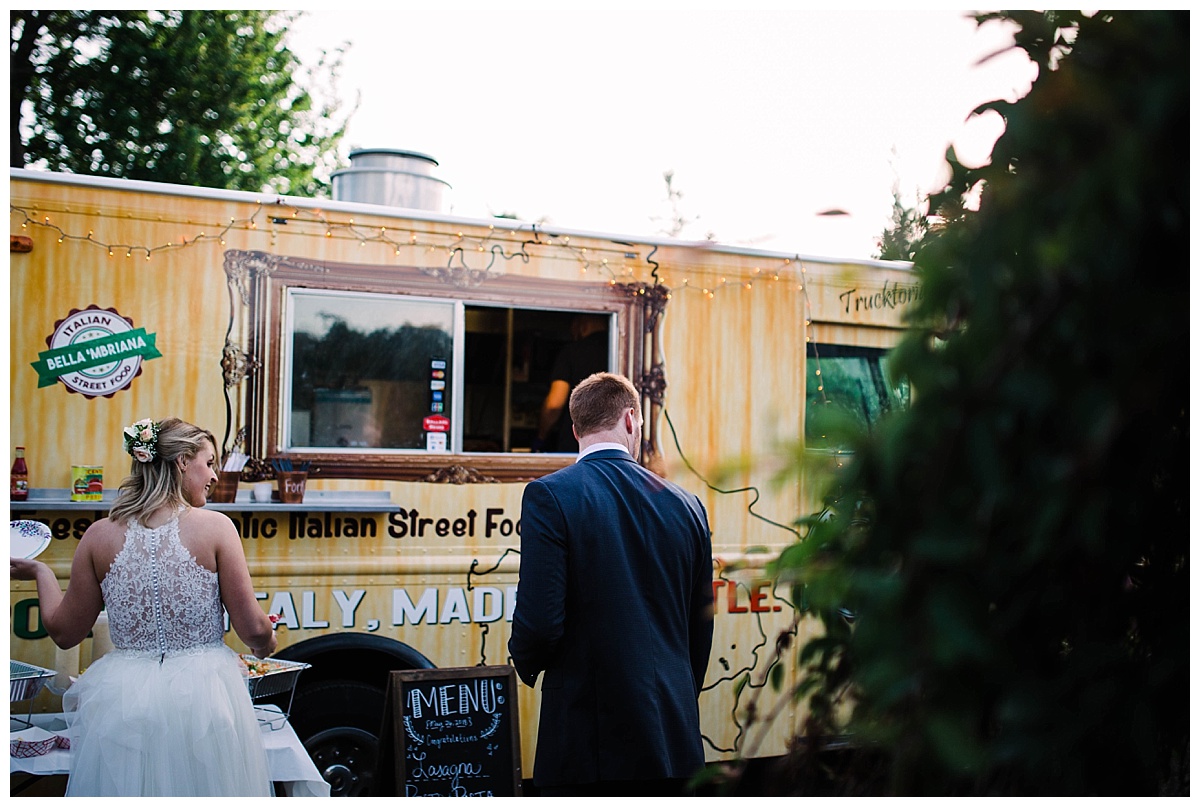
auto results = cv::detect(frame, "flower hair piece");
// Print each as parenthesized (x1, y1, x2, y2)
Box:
(123, 418, 160, 463)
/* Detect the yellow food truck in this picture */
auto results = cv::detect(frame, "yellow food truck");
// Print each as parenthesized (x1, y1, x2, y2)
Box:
(9, 152, 917, 794)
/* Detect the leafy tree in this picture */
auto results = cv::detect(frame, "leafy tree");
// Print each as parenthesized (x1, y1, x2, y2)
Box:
(873, 182, 928, 261)
(10, 11, 96, 167)
(769, 10, 1187, 795)
(10, 10, 353, 195)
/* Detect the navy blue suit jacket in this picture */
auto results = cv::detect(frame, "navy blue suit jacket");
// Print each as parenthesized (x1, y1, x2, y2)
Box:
(508, 449, 714, 787)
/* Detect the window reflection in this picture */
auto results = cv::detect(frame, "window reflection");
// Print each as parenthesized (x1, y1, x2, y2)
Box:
(805, 343, 909, 450)
(288, 291, 454, 450)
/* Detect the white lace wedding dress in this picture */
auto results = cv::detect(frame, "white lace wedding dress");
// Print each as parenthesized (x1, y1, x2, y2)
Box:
(62, 511, 273, 796)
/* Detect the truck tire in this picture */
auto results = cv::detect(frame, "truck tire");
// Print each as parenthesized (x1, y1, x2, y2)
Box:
(290, 680, 386, 797)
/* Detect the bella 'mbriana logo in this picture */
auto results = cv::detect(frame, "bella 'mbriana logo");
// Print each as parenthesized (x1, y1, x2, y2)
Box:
(32, 306, 161, 397)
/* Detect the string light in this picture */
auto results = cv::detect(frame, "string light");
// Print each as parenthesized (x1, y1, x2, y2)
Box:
(12, 203, 829, 308)
(11, 203, 632, 280)
(652, 253, 829, 415)
(12, 206, 262, 261)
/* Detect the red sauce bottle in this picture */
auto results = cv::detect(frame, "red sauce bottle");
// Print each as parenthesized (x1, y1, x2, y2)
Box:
(11, 446, 29, 501)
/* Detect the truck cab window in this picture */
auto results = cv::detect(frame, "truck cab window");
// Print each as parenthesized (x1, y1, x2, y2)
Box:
(805, 343, 909, 450)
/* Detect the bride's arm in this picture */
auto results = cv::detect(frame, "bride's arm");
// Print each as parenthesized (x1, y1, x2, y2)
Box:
(213, 515, 277, 658)
(10, 529, 104, 649)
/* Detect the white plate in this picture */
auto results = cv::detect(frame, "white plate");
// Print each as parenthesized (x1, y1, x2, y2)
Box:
(10, 520, 52, 560)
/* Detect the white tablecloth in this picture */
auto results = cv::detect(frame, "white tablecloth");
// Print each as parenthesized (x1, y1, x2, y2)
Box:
(10, 705, 330, 797)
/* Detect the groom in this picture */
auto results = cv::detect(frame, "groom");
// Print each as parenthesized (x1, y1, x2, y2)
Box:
(509, 372, 714, 796)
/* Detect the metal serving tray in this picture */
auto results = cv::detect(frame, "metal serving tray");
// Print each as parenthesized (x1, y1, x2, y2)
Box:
(10, 660, 55, 703)
(242, 655, 311, 700)
(240, 655, 311, 727)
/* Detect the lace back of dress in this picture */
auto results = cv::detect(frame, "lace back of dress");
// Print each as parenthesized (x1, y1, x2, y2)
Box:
(101, 515, 225, 655)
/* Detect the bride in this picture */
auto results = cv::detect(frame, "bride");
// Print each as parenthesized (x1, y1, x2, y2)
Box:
(10, 417, 277, 796)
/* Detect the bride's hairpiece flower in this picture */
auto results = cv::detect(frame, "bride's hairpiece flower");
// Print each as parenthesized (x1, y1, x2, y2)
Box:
(123, 418, 160, 463)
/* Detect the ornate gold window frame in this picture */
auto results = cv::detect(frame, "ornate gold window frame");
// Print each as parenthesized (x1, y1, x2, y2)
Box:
(220, 249, 669, 482)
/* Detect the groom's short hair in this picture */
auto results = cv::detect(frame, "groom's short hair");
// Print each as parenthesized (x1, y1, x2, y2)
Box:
(569, 372, 640, 437)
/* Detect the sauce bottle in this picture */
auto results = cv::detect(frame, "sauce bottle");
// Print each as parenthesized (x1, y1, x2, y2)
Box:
(11, 446, 29, 501)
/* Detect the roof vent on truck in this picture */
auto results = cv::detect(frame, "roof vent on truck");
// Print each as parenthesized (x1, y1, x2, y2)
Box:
(330, 148, 452, 212)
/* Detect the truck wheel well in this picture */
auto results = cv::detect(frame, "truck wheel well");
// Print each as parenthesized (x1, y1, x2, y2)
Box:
(269, 634, 437, 796)
(275, 632, 436, 691)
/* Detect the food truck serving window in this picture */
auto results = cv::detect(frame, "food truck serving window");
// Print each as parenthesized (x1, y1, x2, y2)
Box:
(223, 250, 650, 481)
(284, 290, 613, 455)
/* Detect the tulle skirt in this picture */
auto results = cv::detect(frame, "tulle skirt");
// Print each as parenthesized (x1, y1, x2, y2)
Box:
(62, 644, 273, 797)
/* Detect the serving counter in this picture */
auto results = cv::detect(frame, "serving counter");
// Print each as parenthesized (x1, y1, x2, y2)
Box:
(10, 488, 399, 514)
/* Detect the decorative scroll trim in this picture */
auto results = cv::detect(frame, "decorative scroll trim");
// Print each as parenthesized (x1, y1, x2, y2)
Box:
(638, 283, 671, 334)
(617, 280, 672, 471)
(224, 249, 328, 301)
(417, 264, 503, 288)
(221, 343, 260, 389)
(640, 362, 667, 407)
(422, 465, 500, 484)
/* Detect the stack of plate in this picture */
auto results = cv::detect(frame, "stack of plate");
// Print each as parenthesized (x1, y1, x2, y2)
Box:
(10, 520, 52, 560)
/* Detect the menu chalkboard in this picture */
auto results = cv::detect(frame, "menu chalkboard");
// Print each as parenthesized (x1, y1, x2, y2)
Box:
(375, 665, 523, 797)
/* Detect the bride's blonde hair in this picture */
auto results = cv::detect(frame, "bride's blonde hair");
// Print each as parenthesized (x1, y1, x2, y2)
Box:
(108, 418, 216, 524)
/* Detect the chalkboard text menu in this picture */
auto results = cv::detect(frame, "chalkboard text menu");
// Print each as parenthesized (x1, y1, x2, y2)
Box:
(376, 665, 523, 797)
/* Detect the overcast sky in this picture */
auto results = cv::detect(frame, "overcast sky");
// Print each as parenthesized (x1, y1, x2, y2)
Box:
(289, 7, 1038, 260)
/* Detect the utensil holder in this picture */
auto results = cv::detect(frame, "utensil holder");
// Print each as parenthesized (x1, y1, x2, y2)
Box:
(277, 471, 307, 504)
(209, 470, 240, 503)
